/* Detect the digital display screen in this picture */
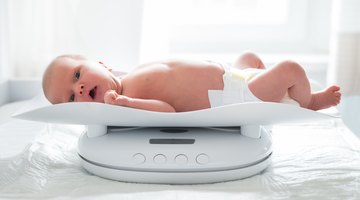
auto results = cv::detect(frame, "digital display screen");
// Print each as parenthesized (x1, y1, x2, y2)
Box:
(149, 139, 195, 144)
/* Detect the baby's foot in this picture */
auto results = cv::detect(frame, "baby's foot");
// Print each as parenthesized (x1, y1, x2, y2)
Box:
(308, 85, 341, 110)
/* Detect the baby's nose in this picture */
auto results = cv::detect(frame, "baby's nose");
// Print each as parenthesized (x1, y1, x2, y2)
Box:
(76, 84, 85, 95)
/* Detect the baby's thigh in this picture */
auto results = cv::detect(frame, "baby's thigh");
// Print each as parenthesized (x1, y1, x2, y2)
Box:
(247, 70, 288, 102)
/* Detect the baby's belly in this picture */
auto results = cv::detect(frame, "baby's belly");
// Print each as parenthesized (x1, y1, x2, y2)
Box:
(174, 95, 211, 112)
(168, 77, 225, 111)
(166, 87, 218, 112)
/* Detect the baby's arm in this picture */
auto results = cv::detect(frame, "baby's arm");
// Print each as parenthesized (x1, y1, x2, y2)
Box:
(104, 90, 176, 112)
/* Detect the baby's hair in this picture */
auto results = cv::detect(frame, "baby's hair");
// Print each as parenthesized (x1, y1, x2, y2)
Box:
(45, 54, 88, 74)
(54, 54, 88, 61)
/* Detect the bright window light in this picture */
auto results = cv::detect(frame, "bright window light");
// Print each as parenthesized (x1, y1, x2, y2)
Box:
(141, 0, 331, 61)
(168, 0, 289, 25)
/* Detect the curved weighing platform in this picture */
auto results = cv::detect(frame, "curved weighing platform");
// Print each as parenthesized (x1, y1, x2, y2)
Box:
(13, 102, 339, 127)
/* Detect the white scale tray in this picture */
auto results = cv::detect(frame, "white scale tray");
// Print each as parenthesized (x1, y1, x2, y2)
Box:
(14, 102, 339, 127)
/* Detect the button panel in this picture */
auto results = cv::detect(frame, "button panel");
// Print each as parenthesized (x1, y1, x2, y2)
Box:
(133, 153, 210, 165)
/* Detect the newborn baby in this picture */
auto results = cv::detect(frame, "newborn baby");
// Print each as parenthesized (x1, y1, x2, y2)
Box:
(42, 52, 341, 112)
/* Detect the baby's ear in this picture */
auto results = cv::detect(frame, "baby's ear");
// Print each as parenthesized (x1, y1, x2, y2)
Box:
(99, 61, 112, 72)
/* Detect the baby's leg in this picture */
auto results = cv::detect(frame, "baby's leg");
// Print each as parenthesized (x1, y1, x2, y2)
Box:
(233, 51, 266, 70)
(248, 60, 341, 110)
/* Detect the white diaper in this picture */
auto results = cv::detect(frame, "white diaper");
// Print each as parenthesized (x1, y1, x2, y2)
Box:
(208, 64, 300, 108)
(208, 65, 261, 108)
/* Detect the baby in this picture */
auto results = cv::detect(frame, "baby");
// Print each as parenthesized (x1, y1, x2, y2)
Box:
(42, 52, 341, 112)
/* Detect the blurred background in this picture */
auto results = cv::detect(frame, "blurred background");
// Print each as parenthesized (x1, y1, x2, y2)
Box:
(0, 0, 359, 134)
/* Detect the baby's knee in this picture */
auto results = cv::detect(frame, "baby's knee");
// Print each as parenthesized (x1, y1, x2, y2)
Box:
(277, 60, 305, 76)
(234, 51, 264, 69)
(238, 51, 259, 61)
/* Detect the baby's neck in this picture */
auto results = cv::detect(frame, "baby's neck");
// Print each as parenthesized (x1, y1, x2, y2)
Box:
(109, 73, 123, 95)
(112, 70, 128, 78)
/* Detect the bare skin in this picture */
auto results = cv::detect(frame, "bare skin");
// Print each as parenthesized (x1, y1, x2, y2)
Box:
(43, 52, 341, 112)
(234, 52, 341, 110)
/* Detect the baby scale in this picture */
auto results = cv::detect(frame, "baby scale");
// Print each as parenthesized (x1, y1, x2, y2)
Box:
(14, 102, 338, 184)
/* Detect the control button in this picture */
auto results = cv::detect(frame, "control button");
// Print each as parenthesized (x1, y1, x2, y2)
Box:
(153, 154, 167, 164)
(132, 153, 146, 164)
(196, 153, 209, 164)
(175, 154, 188, 165)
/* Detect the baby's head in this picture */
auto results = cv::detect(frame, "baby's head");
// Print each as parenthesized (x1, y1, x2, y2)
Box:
(42, 54, 121, 104)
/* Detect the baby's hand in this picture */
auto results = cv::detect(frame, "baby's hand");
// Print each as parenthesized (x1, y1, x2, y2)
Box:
(104, 90, 129, 106)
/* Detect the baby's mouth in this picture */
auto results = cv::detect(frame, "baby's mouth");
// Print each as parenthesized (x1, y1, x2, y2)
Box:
(89, 86, 97, 100)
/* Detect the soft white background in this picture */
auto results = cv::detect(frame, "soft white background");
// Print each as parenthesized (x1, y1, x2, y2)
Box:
(0, 0, 332, 79)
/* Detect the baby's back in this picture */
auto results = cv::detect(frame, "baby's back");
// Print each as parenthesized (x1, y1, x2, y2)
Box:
(121, 59, 225, 112)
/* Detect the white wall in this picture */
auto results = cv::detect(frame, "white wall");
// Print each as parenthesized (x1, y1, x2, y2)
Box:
(0, 0, 334, 81)
(5, 0, 143, 78)
(0, 0, 10, 81)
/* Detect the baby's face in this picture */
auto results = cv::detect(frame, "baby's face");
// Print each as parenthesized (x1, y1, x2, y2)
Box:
(44, 58, 120, 104)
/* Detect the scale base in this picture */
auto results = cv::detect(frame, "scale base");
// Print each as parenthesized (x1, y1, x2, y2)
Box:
(80, 153, 272, 184)
(78, 126, 273, 184)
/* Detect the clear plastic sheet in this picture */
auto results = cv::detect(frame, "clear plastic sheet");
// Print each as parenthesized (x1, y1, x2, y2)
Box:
(1, 100, 360, 200)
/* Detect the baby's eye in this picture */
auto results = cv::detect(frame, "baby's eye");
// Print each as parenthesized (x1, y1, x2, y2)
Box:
(74, 71, 80, 80)
(69, 94, 75, 102)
